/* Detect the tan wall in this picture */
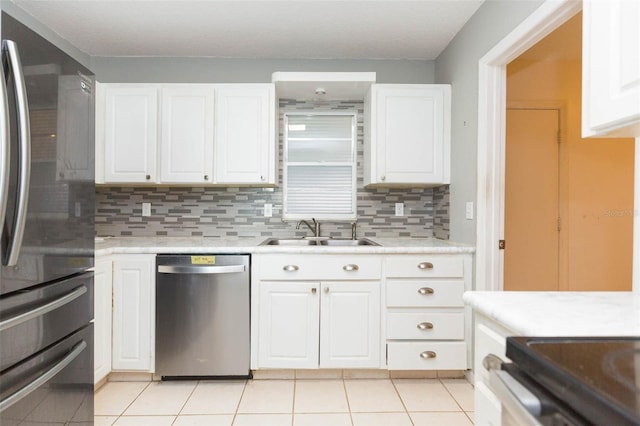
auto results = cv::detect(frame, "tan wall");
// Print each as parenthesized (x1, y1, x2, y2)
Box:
(507, 56, 634, 291)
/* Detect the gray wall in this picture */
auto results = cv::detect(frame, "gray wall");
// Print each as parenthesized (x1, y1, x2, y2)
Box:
(0, 1, 92, 69)
(434, 0, 544, 244)
(91, 57, 435, 84)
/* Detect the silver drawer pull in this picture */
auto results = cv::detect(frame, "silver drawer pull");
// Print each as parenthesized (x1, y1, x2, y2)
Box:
(311, 288, 317, 294)
(417, 287, 434, 295)
(343, 264, 359, 272)
(420, 351, 437, 359)
(418, 262, 434, 270)
(283, 265, 299, 272)
(417, 322, 434, 330)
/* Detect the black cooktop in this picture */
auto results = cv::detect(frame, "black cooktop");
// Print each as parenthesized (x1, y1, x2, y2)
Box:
(506, 336, 640, 426)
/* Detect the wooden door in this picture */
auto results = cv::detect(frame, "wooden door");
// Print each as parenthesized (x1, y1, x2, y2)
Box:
(504, 108, 560, 291)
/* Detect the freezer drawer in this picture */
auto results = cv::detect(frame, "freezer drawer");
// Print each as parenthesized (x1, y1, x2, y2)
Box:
(0, 324, 93, 425)
(0, 272, 94, 371)
(156, 254, 250, 378)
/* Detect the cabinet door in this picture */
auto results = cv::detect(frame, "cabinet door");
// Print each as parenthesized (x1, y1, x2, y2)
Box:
(112, 254, 155, 371)
(369, 85, 450, 185)
(104, 86, 158, 183)
(320, 281, 381, 368)
(215, 84, 275, 184)
(56, 75, 94, 181)
(258, 281, 319, 369)
(160, 86, 214, 183)
(583, 0, 640, 137)
(94, 257, 112, 384)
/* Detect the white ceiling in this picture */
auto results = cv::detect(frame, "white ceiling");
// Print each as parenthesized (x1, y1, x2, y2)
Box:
(11, 0, 484, 60)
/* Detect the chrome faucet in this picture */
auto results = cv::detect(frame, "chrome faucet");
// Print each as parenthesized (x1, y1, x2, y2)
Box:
(296, 218, 320, 237)
(351, 222, 357, 240)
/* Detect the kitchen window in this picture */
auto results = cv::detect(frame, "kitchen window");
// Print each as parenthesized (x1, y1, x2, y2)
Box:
(283, 112, 357, 221)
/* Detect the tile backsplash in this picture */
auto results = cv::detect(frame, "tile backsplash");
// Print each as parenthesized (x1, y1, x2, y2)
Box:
(95, 99, 450, 240)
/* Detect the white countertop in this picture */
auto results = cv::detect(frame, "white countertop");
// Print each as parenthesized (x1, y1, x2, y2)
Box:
(95, 236, 475, 256)
(463, 291, 640, 336)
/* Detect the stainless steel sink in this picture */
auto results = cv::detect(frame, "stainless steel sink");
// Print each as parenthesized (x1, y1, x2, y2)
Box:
(259, 238, 317, 246)
(260, 237, 379, 246)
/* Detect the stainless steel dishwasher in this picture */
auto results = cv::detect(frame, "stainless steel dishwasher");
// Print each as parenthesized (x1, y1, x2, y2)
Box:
(156, 254, 251, 379)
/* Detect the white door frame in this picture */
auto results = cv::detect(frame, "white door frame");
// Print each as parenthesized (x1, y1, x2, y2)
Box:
(475, 0, 582, 292)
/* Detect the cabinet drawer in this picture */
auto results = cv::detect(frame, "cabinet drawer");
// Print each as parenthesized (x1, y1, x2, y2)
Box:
(386, 255, 464, 278)
(386, 280, 464, 307)
(387, 341, 467, 370)
(257, 255, 382, 280)
(387, 312, 464, 340)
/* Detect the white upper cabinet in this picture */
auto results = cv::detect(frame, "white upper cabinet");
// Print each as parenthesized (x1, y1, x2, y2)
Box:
(104, 86, 158, 183)
(582, 0, 640, 137)
(98, 83, 276, 185)
(364, 84, 451, 186)
(160, 85, 215, 183)
(215, 84, 275, 185)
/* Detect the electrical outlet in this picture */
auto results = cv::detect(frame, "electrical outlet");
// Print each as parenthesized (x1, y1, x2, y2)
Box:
(395, 202, 404, 217)
(465, 201, 474, 220)
(142, 202, 151, 217)
(264, 203, 273, 217)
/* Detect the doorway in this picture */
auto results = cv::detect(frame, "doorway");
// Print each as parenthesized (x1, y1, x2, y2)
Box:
(504, 107, 561, 291)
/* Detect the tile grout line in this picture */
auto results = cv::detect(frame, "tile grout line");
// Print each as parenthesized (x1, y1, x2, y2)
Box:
(291, 379, 296, 426)
(341, 379, 355, 426)
(171, 379, 201, 424)
(439, 378, 473, 423)
(231, 379, 249, 426)
(390, 378, 416, 426)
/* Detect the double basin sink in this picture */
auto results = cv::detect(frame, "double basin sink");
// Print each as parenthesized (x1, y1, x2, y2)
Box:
(260, 237, 380, 247)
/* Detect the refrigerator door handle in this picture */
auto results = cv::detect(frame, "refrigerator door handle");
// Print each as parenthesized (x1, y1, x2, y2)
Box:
(1, 40, 31, 267)
(0, 59, 9, 238)
(0, 340, 87, 413)
(0, 285, 87, 332)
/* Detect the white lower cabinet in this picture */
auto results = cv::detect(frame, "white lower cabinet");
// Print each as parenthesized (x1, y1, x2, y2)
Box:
(111, 254, 156, 372)
(385, 254, 472, 371)
(94, 256, 112, 384)
(472, 314, 514, 426)
(254, 254, 382, 369)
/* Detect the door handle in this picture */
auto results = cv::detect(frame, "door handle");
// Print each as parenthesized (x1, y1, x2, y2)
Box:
(157, 264, 246, 275)
(0, 58, 8, 244)
(0, 286, 87, 332)
(0, 340, 87, 413)
(2, 40, 31, 267)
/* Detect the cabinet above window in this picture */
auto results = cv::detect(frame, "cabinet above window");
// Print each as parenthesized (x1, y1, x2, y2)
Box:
(95, 83, 276, 186)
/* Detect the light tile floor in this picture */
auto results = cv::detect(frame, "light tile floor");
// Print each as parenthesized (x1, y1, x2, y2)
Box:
(95, 378, 474, 426)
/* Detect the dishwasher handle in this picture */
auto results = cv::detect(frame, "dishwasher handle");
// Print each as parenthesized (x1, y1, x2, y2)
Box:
(158, 264, 246, 275)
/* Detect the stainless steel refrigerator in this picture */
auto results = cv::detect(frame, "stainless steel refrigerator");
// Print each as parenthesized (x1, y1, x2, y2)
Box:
(0, 11, 95, 425)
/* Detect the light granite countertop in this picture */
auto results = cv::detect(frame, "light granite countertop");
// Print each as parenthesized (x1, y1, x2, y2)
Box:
(463, 291, 640, 336)
(95, 236, 475, 256)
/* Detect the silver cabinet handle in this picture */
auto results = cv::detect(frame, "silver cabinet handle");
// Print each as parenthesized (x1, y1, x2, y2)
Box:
(260, 175, 265, 181)
(420, 351, 437, 359)
(2, 40, 31, 267)
(0, 54, 8, 242)
(324, 287, 329, 293)
(146, 174, 151, 180)
(381, 175, 386, 181)
(158, 264, 245, 275)
(0, 286, 87, 332)
(417, 322, 434, 330)
(343, 264, 359, 271)
(418, 287, 434, 295)
(204, 175, 209, 181)
(0, 340, 87, 413)
(311, 288, 317, 294)
(418, 262, 434, 270)
(283, 265, 299, 272)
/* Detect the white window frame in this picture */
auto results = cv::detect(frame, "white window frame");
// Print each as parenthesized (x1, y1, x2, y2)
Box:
(282, 112, 357, 221)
